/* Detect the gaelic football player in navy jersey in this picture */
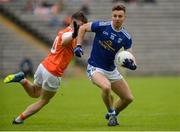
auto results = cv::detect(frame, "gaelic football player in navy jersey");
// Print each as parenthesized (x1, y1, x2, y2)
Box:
(74, 4, 137, 126)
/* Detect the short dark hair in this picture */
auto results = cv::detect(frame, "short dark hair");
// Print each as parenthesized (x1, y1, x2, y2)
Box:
(112, 4, 126, 13)
(71, 11, 88, 23)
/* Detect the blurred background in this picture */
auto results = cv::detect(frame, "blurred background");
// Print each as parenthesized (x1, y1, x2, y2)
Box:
(0, 0, 180, 78)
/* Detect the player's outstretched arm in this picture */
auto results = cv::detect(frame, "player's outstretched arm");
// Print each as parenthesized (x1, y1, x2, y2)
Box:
(76, 22, 92, 46)
(62, 21, 79, 46)
(74, 22, 92, 57)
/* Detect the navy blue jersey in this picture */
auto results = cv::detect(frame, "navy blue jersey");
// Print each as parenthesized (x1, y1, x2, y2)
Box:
(88, 21, 132, 71)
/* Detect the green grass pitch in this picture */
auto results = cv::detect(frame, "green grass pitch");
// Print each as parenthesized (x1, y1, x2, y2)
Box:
(0, 76, 180, 131)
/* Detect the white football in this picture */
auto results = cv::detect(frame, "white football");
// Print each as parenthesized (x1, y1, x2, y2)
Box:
(115, 51, 134, 66)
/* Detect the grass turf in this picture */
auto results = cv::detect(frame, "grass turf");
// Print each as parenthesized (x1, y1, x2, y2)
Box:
(0, 76, 180, 131)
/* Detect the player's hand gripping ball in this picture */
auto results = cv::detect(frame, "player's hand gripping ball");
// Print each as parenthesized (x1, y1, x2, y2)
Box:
(115, 51, 137, 70)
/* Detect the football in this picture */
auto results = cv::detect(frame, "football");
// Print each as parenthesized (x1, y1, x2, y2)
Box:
(115, 51, 134, 66)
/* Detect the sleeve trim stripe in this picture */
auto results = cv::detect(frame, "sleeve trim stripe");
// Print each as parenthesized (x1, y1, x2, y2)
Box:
(121, 28, 131, 39)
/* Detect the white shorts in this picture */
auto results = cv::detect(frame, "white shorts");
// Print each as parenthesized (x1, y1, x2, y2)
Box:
(86, 64, 123, 83)
(34, 64, 61, 92)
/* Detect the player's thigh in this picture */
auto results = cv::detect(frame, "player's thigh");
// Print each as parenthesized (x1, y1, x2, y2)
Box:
(32, 84, 42, 96)
(87, 64, 111, 90)
(91, 72, 111, 90)
(111, 78, 134, 100)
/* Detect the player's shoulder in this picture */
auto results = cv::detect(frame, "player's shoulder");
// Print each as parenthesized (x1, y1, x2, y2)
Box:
(99, 21, 111, 26)
(121, 27, 131, 40)
(58, 26, 72, 35)
(93, 20, 111, 27)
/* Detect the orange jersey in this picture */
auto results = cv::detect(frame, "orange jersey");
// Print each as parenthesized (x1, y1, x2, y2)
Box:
(42, 27, 77, 77)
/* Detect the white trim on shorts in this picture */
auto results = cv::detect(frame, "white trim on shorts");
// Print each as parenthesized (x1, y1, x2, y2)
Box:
(86, 64, 123, 83)
(34, 64, 61, 92)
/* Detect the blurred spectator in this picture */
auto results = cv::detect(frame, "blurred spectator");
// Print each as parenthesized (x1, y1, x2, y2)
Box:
(62, 14, 71, 27)
(23, 0, 34, 13)
(48, 0, 65, 27)
(0, 0, 11, 3)
(24, 0, 59, 15)
(23, 0, 63, 15)
(23, 0, 64, 27)
(20, 58, 33, 77)
(33, 0, 56, 15)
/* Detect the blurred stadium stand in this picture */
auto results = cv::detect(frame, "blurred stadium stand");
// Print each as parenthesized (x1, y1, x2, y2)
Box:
(0, 20, 47, 77)
(0, 0, 180, 77)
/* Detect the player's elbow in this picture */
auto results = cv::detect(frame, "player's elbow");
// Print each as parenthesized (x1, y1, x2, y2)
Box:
(62, 40, 71, 46)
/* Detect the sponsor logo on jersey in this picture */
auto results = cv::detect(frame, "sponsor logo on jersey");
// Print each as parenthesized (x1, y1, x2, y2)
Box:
(99, 40, 115, 52)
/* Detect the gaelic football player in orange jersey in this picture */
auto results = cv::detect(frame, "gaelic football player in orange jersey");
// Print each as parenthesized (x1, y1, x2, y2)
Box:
(3, 11, 87, 124)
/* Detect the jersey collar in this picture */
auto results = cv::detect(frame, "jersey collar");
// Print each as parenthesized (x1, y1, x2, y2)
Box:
(111, 21, 123, 32)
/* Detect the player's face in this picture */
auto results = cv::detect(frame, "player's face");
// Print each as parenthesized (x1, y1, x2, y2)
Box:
(76, 20, 85, 27)
(112, 10, 125, 29)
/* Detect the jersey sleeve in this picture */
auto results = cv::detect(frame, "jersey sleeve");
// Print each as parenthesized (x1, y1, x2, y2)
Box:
(123, 37, 132, 50)
(91, 21, 101, 32)
(58, 31, 63, 39)
(62, 32, 73, 39)
(58, 27, 73, 43)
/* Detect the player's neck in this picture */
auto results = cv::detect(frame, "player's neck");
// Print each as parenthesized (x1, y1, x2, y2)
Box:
(112, 25, 122, 32)
(114, 25, 121, 30)
(111, 21, 122, 32)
